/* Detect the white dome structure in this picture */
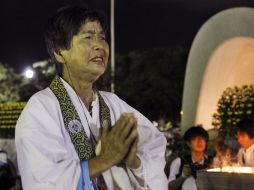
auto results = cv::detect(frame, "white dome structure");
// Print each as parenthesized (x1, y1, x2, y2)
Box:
(181, 7, 254, 132)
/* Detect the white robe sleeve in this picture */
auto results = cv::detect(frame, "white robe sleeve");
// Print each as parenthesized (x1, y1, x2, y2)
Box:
(15, 91, 82, 190)
(102, 92, 168, 190)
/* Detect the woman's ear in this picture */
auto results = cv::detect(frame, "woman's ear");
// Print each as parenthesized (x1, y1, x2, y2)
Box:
(53, 51, 65, 64)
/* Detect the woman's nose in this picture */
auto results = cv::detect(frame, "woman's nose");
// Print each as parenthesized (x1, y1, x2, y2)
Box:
(92, 36, 106, 49)
(93, 41, 103, 50)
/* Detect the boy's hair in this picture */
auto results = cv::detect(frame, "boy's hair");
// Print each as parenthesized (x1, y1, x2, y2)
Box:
(184, 126, 209, 143)
(236, 118, 254, 138)
(44, 5, 107, 76)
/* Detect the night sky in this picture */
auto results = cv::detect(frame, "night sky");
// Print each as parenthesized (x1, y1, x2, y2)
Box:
(1, 0, 254, 72)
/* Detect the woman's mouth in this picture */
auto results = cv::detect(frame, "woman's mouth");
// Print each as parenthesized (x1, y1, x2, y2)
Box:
(90, 56, 104, 65)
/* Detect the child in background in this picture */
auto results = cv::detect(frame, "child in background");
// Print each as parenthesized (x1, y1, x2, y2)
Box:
(168, 126, 212, 190)
(236, 118, 254, 166)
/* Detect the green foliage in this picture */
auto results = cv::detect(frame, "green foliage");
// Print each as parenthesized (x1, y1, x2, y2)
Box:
(19, 60, 57, 101)
(0, 60, 57, 102)
(115, 47, 188, 121)
(212, 85, 254, 138)
(0, 63, 22, 102)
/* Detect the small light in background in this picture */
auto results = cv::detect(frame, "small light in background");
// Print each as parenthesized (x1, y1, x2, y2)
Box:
(24, 68, 34, 79)
(180, 110, 184, 115)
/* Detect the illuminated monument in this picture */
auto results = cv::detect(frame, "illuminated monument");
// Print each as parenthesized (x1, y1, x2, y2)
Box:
(181, 7, 254, 131)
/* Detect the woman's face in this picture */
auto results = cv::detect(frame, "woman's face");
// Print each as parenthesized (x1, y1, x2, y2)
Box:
(60, 20, 109, 82)
(189, 136, 206, 153)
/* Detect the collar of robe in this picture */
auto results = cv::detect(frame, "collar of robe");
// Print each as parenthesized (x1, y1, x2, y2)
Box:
(49, 75, 112, 161)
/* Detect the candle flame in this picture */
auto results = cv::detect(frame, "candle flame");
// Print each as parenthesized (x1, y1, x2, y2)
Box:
(207, 166, 254, 174)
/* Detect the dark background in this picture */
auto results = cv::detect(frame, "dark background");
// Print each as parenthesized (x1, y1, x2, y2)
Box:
(1, 0, 254, 72)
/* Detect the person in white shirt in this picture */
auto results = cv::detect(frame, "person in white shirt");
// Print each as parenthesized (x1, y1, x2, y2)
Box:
(236, 118, 254, 166)
(15, 5, 168, 190)
(168, 126, 212, 190)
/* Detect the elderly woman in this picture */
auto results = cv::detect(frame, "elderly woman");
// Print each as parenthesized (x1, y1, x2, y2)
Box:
(15, 5, 167, 190)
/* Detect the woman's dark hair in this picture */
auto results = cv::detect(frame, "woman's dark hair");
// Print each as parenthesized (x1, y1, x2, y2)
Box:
(44, 5, 108, 76)
(236, 118, 254, 138)
(184, 126, 209, 143)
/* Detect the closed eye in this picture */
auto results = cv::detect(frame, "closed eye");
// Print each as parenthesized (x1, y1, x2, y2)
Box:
(99, 35, 106, 41)
(84, 35, 92, 39)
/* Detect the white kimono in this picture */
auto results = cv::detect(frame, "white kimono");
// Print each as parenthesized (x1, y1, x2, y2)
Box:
(15, 79, 168, 190)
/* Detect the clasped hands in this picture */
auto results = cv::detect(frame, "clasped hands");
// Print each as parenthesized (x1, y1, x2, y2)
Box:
(98, 113, 141, 169)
